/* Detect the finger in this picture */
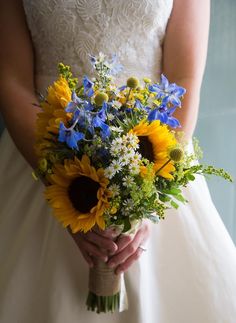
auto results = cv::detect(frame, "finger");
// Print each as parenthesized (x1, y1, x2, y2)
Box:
(73, 234, 108, 262)
(84, 231, 118, 254)
(114, 234, 133, 253)
(107, 232, 142, 268)
(79, 248, 94, 268)
(115, 247, 143, 275)
(93, 226, 122, 239)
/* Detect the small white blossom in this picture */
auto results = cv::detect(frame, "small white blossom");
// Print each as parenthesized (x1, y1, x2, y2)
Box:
(104, 166, 116, 179)
(111, 137, 124, 151)
(108, 184, 120, 197)
(121, 208, 130, 217)
(118, 155, 130, 166)
(123, 198, 135, 210)
(129, 163, 140, 175)
(107, 113, 115, 121)
(111, 160, 122, 173)
(126, 133, 139, 148)
(109, 126, 123, 133)
(122, 176, 135, 187)
(123, 147, 135, 159)
(132, 153, 142, 162)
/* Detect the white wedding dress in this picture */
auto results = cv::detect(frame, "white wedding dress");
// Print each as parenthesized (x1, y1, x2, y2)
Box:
(0, 0, 236, 322)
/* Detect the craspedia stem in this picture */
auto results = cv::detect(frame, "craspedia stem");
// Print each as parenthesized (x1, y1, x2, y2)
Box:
(156, 159, 171, 174)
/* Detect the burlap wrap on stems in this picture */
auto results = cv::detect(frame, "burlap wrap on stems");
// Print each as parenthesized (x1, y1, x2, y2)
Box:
(89, 258, 121, 296)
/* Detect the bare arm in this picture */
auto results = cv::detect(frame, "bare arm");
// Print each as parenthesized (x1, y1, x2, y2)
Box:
(0, 0, 39, 168)
(162, 0, 210, 139)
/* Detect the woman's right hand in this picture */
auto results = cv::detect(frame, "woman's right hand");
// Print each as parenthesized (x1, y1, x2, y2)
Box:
(68, 227, 119, 268)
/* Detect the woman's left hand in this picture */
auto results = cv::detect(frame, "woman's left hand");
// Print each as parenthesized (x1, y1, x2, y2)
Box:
(107, 220, 151, 275)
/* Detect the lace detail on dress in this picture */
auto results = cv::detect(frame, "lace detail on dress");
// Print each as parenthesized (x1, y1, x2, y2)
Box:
(23, 0, 173, 84)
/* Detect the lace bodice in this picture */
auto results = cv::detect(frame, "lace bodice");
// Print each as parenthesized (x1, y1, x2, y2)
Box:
(23, 0, 173, 86)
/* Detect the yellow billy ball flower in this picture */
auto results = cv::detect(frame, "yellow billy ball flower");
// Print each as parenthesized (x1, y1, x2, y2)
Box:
(143, 77, 152, 84)
(127, 77, 139, 89)
(94, 92, 109, 106)
(169, 147, 184, 162)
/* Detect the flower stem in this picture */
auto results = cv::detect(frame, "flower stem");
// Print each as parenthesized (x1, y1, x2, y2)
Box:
(125, 88, 132, 105)
(156, 158, 171, 174)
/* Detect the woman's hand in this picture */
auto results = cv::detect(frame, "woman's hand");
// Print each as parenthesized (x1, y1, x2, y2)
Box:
(68, 227, 119, 268)
(107, 220, 151, 275)
(69, 220, 151, 272)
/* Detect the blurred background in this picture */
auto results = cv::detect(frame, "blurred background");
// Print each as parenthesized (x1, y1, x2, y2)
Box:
(195, 0, 236, 243)
(0, 0, 235, 242)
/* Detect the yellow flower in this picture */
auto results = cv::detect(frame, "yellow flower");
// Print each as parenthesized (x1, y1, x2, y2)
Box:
(45, 155, 111, 233)
(46, 76, 72, 109)
(130, 120, 177, 179)
(35, 76, 72, 155)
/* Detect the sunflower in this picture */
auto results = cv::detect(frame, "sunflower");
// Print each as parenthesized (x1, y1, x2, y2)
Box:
(35, 76, 72, 155)
(45, 155, 111, 233)
(130, 120, 177, 179)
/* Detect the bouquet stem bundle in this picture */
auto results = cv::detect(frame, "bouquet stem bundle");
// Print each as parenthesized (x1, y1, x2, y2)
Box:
(87, 258, 121, 313)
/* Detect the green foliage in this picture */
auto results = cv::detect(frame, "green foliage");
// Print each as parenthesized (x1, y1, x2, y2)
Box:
(58, 63, 78, 90)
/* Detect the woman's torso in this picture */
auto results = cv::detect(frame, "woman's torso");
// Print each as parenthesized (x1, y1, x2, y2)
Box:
(22, 0, 173, 88)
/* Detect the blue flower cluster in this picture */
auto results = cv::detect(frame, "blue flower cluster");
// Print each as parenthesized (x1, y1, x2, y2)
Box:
(148, 74, 186, 128)
(58, 83, 111, 150)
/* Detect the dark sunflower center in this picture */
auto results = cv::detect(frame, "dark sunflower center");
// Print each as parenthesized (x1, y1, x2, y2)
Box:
(68, 176, 100, 213)
(138, 136, 155, 162)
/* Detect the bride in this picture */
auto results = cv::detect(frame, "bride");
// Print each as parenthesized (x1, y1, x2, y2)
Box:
(0, 0, 236, 322)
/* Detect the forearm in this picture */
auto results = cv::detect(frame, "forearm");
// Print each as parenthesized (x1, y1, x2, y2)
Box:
(0, 78, 39, 168)
(162, 0, 210, 141)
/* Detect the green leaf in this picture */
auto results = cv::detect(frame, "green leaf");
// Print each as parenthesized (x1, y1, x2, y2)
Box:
(123, 218, 131, 232)
(170, 200, 179, 209)
(159, 194, 171, 202)
(186, 173, 195, 181)
(162, 188, 181, 195)
(174, 194, 187, 203)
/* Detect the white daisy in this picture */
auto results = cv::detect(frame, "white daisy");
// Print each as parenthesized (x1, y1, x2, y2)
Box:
(129, 163, 140, 175)
(123, 198, 134, 210)
(111, 160, 122, 173)
(118, 155, 130, 166)
(108, 184, 120, 197)
(104, 166, 116, 179)
(107, 113, 115, 121)
(122, 176, 135, 187)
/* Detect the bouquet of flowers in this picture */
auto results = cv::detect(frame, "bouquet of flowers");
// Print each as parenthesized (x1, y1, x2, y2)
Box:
(33, 53, 232, 313)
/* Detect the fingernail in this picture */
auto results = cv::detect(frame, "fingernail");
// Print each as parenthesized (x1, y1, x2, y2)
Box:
(103, 256, 108, 262)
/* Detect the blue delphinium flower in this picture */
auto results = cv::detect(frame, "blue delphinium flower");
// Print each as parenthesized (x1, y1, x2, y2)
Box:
(58, 122, 85, 149)
(97, 102, 108, 121)
(148, 105, 180, 128)
(92, 104, 110, 139)
(66, 91, 94, 121)
(149, 74, 186, 107)
(134, 99, 143, 109)
(83, 75, 94, 97)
